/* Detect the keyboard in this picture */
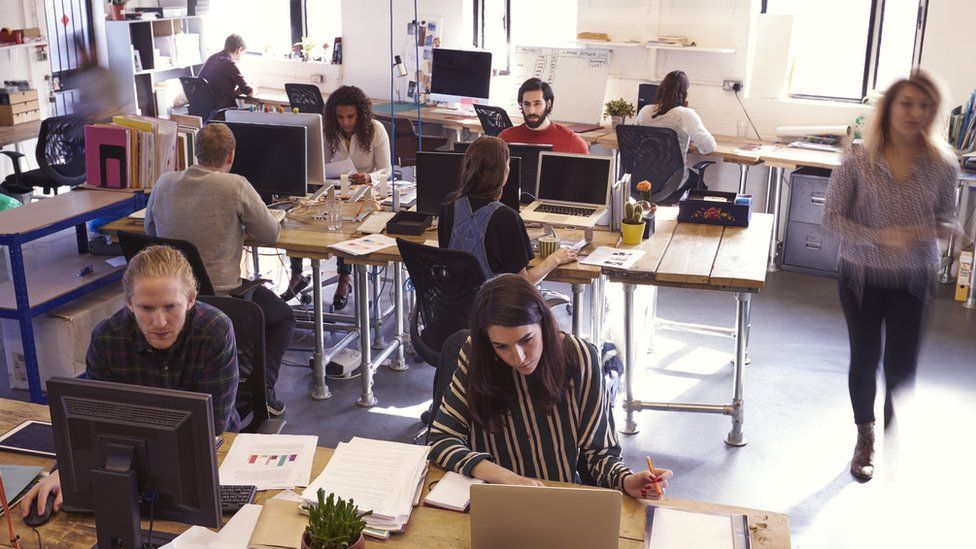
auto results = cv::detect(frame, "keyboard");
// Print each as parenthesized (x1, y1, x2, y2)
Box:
(268, 209, 287, 223)
(535, 204, 597, 217)
(221, 484, 257, 514)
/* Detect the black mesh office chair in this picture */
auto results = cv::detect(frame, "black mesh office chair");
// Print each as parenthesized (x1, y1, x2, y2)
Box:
(0, 115, 86, 197)
(615, 125, 714, 205)
(397, 238, 486, 368)
(473, 104, 513, 137)
(197, 296, 285, 434)
(420, 328, 469, 442)
(179, 76, 233, 123)
(284, 83, 325, 114)
(376, 115, 448, 167)
(117, 232, 265, 300)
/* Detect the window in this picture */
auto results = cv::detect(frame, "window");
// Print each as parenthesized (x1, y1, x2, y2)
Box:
(473, 0, 577, 75)
(206, 0, 341, 59)
(305, 0, 343, 59)
(474, 0, 511, 74)
(763, 0, 926, 101)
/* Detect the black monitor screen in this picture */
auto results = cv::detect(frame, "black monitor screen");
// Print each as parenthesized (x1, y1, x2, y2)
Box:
(454, 142, 550, 197)
(536, 153, 612, 206)
(416, 152, 519, 215)
(430, 49, 492, 100)
(222, 121, 307, 201)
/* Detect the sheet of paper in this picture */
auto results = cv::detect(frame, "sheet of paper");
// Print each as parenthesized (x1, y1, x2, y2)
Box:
(645, 506, 737, 549)
(579, 246, 645, 270)
(328, 234, 397, 256)
(105, 256, 127, 268)
(325, 158, 356, 179)
(161, 504, 263, 549)
(218, 433, 318, 491)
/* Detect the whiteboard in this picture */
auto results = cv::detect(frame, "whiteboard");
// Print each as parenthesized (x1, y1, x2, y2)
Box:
(509, 46, 612, 125)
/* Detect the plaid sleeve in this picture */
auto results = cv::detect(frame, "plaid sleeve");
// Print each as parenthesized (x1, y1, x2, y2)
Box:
(196, 313, 240, 433)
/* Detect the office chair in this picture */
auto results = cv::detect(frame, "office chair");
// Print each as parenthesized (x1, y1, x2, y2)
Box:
(614, 125, 714, 205)
(419, 328, 470, 443)
(284, 83, 325, 114)
(197, 295, 286, 434)
(375, 115, 448, 167)
(179, 76, 234, 123)
(0, 115, 86, 197)
(117, 232, 266, 300)
(473, 104, 513, 137)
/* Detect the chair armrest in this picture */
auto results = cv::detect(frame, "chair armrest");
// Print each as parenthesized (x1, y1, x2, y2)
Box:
(0, 151, 25, 162)
(690, 160, 716, 189)
(255, 418, 287, 434)
(229, 278, 268, 300)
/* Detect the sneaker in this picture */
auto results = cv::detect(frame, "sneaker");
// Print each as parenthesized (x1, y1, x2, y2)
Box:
(267, 394, 286, 416)
(280, 275, 310, 302)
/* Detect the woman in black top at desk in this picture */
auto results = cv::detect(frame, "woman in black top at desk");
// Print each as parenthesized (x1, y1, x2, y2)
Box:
(824, 71, 961, 481)
(429, 274, 671, 496)
(437, 136, 576, 283)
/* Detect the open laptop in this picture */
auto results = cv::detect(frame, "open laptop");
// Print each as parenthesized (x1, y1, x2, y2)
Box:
(470, 484, 621, 549)
(519, 152, 613, 228)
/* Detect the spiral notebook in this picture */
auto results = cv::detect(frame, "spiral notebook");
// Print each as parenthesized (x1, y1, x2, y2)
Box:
(423, 471, 485, 512)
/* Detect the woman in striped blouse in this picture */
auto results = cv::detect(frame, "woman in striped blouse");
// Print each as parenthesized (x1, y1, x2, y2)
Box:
(428, 274, 670, 498)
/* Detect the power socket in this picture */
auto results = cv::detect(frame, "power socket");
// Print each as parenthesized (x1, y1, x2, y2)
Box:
(722, 80, 743, 92)
(310, 74, 324, 84)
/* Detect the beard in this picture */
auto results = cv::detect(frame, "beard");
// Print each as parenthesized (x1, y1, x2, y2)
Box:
(523, 109, 550, 129)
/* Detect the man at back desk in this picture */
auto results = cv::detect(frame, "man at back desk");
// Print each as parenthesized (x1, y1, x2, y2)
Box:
(198, 34, 253, 109)
(498, 78, 589, 154)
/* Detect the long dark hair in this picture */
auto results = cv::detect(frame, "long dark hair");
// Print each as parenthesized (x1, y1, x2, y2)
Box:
(652, 70, 690, 118)
(324, 85, 375, 156)
(466, 274, 572, 432)
(448, 136, 509, 204)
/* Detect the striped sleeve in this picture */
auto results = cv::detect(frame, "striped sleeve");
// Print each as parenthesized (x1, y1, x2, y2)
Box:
(427, 344, 495, 476)
(572, 337, 631, 489)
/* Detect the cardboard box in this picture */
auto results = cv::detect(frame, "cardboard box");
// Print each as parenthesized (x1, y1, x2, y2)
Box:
(0, 109, 39, 126)
(955, 250, 973, 302)
(2, 283, 126, 391)
(0, 90, 39, 105)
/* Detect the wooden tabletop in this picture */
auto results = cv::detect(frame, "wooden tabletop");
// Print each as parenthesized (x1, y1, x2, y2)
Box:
(0, 188, 133, 236)
(0, 398, 789, 548)
(0, 119, 42, 149)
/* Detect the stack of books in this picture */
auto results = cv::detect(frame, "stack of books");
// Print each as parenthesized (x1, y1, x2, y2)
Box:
(300, 437, 429, 539)
(169, 113, 202, 170)
(950, 90, 976, 152)
(84, 115, 179, 190)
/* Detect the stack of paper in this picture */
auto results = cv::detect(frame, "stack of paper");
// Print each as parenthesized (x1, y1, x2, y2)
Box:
(301, 437, 429, 535)
(423, 471, 484, 512)
(328, 234, 397, 256)
(218, 433, 318, 491)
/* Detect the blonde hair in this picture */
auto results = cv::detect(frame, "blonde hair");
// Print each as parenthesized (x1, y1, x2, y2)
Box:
(195, 123, 236, 168)
(123, 245, 198, 301)
(863, 70, 950, 164)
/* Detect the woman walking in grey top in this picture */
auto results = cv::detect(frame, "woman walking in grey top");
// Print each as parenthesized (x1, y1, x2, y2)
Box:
(824, 71, 963, 481)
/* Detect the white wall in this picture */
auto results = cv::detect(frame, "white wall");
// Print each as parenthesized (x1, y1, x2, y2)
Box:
(919, 0, 976, 109)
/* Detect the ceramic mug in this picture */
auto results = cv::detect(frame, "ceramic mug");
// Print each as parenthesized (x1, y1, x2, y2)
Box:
(538, 235, 560, 258)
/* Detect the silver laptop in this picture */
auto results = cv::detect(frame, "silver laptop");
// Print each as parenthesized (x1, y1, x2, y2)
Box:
(520, 152, 613, 228)
(470, 484, 621, 549)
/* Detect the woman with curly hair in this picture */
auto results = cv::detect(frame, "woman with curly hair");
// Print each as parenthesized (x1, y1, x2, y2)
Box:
(282, 85, 391, 309)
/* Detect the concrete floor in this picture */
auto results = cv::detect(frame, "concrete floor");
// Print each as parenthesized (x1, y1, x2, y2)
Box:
(3, 265, 974, 547)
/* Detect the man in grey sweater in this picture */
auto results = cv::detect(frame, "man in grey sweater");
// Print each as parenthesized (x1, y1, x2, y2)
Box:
(145, 122, 294, 416)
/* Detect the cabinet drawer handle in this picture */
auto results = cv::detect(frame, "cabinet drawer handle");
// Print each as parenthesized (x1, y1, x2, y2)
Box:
(805, 236, 823, 249)
(810, 196, 826, 206)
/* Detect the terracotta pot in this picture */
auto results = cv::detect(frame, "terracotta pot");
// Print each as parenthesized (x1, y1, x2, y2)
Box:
(301, 531, 366, 549)
(109, 5, 125, 21)
(621, 221, 645, 245)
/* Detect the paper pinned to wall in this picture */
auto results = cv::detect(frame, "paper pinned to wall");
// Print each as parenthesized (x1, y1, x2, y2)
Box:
(509, 46, 612, 124)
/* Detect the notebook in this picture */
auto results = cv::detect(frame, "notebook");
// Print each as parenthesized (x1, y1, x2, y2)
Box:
(423, 471, 484, 512)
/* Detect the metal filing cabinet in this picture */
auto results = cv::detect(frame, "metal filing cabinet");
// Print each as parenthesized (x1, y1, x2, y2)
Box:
(782, 167, 840, 276)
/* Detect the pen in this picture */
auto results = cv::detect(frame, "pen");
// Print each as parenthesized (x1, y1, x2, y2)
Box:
(645, 456, 663, 499)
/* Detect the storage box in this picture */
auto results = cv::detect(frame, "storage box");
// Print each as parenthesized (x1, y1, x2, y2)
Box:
(955, 250, 973, 302)
(2, 282, 126, 391)
(386, 211, 432, 235)
(0, 89, 40, 126)
(676, 189, 752, 227)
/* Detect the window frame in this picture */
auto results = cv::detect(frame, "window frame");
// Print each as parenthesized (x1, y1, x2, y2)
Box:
(473, 0, 512, 75)
(761, 0, 929, 102)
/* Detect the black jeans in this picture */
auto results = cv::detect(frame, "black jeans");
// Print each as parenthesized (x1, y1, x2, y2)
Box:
(249, 286, 296, 389)
(838, 278, 927, 425)
(289, 257, 352, 278)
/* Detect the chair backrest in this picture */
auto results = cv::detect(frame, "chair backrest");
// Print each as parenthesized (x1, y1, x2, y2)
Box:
(117, 231, 217, 296)
(614, 124, 685, 203)
(425, 328, 470, 441)
(284, 83, 325, 114)
(179, 77, 219, 122)
(397, 238, 485, 352)
(473, 104, 513, 137)
(35, 115, 87, 188)
(196, 295, 272, 433)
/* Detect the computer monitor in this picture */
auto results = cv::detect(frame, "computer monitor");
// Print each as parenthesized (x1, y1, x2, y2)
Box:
(536, 152, 613, 207)
(224, 110, 326, 185)
(636, 83, 660, 115)
(454, 142, 551, 198)
(47, 377, 221, 548)
(429, 48, 493, 103)
(222, 121, 307, 203)
(415, 152, 520, 215)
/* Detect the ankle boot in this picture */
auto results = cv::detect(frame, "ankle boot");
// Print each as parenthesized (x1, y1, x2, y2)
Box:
(851, 422, 875, 480)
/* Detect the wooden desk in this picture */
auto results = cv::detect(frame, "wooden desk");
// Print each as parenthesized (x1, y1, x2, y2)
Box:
(0, 119, 42, 149)
(0, 398, 789, 547)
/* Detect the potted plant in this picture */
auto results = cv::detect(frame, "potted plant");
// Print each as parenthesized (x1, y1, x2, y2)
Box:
(635, 180, 657, 238)
(108, 0, 128, 21)
(604, 97, 636, 127)
(621, 201, 645, 246)
(302, 489, 372, 549)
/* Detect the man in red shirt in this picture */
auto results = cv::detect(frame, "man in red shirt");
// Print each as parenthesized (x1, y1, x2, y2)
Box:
(498, 78, 589, 154)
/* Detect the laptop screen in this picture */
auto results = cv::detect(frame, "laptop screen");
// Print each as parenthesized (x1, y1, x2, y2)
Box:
(536, 153, 612, 206)
(416, 152, 520, 215)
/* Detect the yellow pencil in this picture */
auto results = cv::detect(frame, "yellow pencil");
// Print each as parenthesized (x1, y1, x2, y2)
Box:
(645, 456, 663, 499)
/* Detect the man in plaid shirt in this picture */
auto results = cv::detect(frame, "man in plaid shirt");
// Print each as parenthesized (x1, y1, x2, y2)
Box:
(20, 245, 240, 519)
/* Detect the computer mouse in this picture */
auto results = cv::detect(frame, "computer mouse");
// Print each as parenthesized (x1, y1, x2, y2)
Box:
(22, 492, 57, 528)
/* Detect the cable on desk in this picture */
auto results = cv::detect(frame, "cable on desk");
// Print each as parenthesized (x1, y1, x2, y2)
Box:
(29, 528, 39, 549)
(735, 88, 762, 141)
